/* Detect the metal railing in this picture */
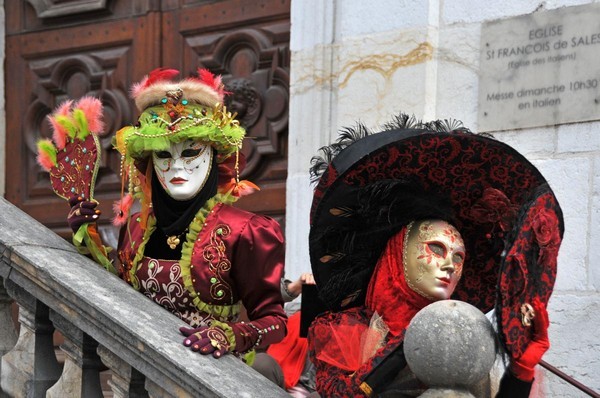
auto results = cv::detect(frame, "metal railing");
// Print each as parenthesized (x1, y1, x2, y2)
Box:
(540, 360, 600, 398)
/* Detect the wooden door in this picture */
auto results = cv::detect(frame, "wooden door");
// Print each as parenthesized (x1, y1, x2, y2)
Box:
(4, 0, 290, 239)
(161, 0, 290, 228)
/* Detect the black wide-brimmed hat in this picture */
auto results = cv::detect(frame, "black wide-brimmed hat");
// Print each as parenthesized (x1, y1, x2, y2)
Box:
(309, 115, 563, 358)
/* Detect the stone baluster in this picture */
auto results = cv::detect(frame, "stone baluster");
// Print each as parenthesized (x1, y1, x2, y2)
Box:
(97, 344, 148, 398)
(145, 379, 193, 398)
(0, 279, 61, 398)
(0, 197, 291, 398)
(0, 279, 18, 355)
(46, 310, 104, 398)
(0, 278, 18, 398)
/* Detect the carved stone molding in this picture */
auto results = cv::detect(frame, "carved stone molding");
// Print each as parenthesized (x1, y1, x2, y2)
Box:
(26, 0, 109, 18)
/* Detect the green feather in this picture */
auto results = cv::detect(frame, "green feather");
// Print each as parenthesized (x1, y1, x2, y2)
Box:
(72, 109, 90, 140)
(55, 115, 77, 139)
(37, 139, 58, 166)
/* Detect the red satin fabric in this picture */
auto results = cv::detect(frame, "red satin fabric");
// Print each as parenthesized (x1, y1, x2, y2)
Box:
(365, 227, 433, 336)
(118, 203, 287, 352)
(311, 227, 434, 374)
(267, 312, 309, 389)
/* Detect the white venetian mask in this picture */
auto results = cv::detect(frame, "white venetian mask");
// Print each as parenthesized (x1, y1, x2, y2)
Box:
(152, 140, 213, 201)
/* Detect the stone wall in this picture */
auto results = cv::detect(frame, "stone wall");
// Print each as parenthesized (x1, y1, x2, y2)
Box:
(286, 0, 600, 395)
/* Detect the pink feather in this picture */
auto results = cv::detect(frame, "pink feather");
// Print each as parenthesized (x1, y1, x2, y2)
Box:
(36, 148, 55, 172)
(112, 193, 134, 226)
(47, 115, 69, 150)
(47, 99, 73, 150)
(75, 97, 105, 135)
(56, 100, 73, 116)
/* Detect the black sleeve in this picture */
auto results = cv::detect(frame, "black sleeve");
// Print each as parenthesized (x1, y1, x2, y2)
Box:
(361, 343, 407, 395)
(497, 370, 533, 397)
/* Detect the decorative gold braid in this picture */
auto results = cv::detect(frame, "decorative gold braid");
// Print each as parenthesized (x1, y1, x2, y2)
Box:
(359, 382, 373, 397)
(180, 195, 241, 318)
(126, 194, 241, 319)
(403, 221, 436, 301)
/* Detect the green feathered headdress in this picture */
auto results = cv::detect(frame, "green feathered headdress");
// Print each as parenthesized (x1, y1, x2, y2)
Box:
(112, 68, 250, 228)
(115, 68, 245, 162)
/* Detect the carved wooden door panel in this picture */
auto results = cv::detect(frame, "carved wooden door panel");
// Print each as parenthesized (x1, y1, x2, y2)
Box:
(4, 1, 161, 239)
(5, 0, 290, 237)
(161, 0, 291, 228)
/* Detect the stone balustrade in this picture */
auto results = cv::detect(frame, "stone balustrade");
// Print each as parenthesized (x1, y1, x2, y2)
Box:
(0, 197, 288, 398)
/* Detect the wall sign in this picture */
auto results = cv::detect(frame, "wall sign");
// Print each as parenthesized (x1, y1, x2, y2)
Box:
(478, 3, 600, 131)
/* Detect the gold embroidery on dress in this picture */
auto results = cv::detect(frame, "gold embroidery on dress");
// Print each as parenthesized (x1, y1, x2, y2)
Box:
(203, 223, 233, 303)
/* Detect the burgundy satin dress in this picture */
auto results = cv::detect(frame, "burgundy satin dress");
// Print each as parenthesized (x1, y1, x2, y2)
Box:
(118, 203, 286, 353)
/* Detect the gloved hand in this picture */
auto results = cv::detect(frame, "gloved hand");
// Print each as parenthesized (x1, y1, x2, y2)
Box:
(67, 196, 100, 233)
(180, 324, 235, 359)
(510, 297, 550, 381)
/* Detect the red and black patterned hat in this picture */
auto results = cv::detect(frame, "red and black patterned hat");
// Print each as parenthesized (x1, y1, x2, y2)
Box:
(308, 115, 563, 358)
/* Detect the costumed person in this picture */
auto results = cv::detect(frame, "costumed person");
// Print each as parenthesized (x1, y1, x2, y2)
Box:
(36, 68, 287, 368)
(305, 115, 563, 397)
(266, 273, 318, 397)
(251, 272, 319, 394)
(281, 273, 316, 307)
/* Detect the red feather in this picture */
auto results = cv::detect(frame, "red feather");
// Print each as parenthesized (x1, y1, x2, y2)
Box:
(145, 68, 180, 88)
(196, 68, 226, 98)
(112, 193, 134, 226)
(197, 68, 217, 87)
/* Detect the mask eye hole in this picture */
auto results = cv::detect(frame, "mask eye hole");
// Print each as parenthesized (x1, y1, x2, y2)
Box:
(427, 242, 446, 257)
(453, 252, 465, 264)
(181, 148, 201, 158)
(154, 151, 171, 159)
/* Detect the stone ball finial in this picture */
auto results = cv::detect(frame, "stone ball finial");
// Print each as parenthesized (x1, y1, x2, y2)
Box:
(404, 300, 496, 395)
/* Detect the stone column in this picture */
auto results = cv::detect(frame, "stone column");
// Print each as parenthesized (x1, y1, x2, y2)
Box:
(46, 310, 104, 398)
(0, 279, 18, 357)
(97, 344, 148, 398)
(0, 278, 17, 398)
(145, 379, 193, 398)
(0, 279, 61, 398)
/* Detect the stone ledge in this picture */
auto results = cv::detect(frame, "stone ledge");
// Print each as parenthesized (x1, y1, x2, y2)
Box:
(0, 197, 288, 397)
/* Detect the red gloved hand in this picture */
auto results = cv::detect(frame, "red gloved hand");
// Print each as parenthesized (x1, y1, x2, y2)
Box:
(180, 325, 234, 359)
(510, 298, 550, 382)
(67, 196, 100, 233)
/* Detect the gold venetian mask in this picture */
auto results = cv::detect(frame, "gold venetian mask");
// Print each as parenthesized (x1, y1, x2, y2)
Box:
(403, 220, 465, 301)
